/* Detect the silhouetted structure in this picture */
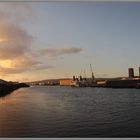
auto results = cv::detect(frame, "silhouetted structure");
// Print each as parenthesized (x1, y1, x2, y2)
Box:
(73, 76, 76, 81)
(128, 68, 134, 78)
(0, 82, 29, 97)
(79, 75, 82, 81)
(139, 67, 140, 77)
(90, 64, 95, 83)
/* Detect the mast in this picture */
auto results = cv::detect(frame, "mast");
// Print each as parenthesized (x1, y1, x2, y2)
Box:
(90, 64, 95, 83)
(84, 69, 87, 81)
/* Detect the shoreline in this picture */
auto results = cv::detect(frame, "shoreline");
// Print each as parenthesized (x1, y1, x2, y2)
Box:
(0, 83, 30, 97)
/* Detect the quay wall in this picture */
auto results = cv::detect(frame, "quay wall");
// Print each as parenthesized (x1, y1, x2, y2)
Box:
(105, 79, 140, 88)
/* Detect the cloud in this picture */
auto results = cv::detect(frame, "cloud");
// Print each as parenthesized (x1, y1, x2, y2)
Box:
(0, 10, 10, 20)
(0, 3, 33, 61)
(0, 3, 53, 76)
(41, 47, 82, 58)
(0, 22, 33, 60)
(0, 60, 54, 76)
(0, 66, 26, 75)
(0, 4, 82, 79)
(0, 3, 33, 23)
(33, 64, 54, 70)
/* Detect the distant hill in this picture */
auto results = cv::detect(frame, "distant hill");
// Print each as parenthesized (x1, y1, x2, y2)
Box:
(26, 78, 71, 83)
(27, 77, 125, 84)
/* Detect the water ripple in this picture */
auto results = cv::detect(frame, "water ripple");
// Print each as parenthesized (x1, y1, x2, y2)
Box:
(1, 86, 140, 137)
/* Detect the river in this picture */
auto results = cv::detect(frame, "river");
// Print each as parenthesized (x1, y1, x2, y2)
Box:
(0, 86, 140, 137)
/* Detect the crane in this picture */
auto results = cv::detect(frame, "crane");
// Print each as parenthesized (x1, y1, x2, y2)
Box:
(90, 64, 95, 83)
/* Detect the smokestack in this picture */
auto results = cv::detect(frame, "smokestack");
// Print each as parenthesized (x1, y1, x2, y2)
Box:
(128, 68, 134, 78)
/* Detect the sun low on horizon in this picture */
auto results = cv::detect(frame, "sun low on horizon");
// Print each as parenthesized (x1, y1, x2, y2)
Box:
(0, 2, 140, 82)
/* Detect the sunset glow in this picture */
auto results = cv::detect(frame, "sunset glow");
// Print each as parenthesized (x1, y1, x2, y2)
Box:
(0, 60, 13, 68)
(0, 38, 5, 42)
(0, 2, 139, 82)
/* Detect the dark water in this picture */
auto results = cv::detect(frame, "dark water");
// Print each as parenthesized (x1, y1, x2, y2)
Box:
(0, 86, 140, 137)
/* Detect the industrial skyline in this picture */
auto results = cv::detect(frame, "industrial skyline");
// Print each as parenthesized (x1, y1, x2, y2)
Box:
(0, 2, 140, 82)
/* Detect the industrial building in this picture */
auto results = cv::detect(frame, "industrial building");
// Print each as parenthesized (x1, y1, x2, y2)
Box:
(59, 79, 72, 86)
(128, 68, 134, 78)
(106, 79, 140, 88)
(104, 67, 140, 88)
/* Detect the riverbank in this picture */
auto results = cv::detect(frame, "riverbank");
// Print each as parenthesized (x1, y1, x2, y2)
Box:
(0, 83, 30, 97)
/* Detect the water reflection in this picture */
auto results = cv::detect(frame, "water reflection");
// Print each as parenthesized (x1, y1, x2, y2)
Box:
(0, 86, 140, 137)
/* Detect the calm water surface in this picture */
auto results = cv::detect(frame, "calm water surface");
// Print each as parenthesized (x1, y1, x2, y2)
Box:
(0, 86, 140, 137)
